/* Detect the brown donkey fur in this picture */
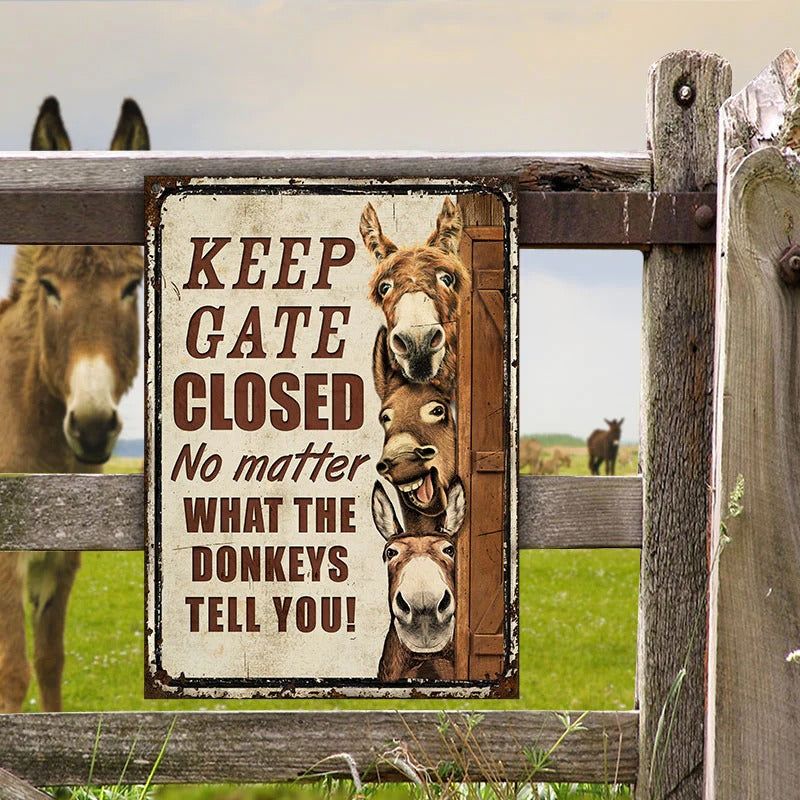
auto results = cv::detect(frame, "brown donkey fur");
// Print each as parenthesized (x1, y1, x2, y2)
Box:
(588, 417, 625, 476)
(360, 198, 470, 398)
(0, 97, 148, 713)
(372, 327, 457, 533)
(372, 480, 466, 681)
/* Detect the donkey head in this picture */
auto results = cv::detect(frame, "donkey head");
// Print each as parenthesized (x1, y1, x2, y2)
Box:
(604, 417, 624, 448)
(23, 97, 149, 463)
(372, 327, 456, 524)
(360, 198, 469, 387)
(372, 479, 466, 653)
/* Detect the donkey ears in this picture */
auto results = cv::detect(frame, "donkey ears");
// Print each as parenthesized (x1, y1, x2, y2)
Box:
(110, 99, 150, 151)
(360, 202, 398, 263)
(426, 198, 463, 256)
(372, 481, 403, 540)
(441, 479, 467, 537)
(30, 97, 149, 151)
(31, 97, 71, 151)
(372, 326, 395, 401)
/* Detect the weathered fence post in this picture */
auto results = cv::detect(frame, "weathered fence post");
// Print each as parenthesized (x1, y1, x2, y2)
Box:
(639, 51, 731, 799)
(706, 50, 800, 797)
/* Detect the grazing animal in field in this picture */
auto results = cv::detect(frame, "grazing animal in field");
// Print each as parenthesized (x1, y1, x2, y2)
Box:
(553, 449, 572, 468)
(372, 327, 456, 533)
(588, 418, 624, 476)
(0, 97, 148, 713)
(360, 198, 470, 397)
(372, 479, 466, 681)
(518, 437, 542, 473)
(540, 457, 560, 476)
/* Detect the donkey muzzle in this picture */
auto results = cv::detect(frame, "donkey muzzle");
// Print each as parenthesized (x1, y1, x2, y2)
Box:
(63, 356, 122, 463)
(389, 323, 446, 383)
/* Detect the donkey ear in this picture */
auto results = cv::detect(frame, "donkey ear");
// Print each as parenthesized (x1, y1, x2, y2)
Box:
(372, 326, 392, 400)
(31, 97, 71, 151)
(372, 481, 403, 540)
(618, 417, 624, 426)
(360, 202, 397, 263)
(604, 418, 611, 426)
(110, 99, 150, 150)
(442, 479, 467, 536)
(426, 198, 463, 255)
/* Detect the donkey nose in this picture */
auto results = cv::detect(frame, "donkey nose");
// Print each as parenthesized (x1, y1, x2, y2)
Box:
(69, 408, 121, 461)
(426, 325, 445, 352)
(415, 446, 437, 461)
(391, 331, 411, 356)
(376, 459, 391, 475)
(437, 589, 452, 615)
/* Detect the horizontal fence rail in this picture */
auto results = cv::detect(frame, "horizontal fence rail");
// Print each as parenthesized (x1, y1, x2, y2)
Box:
(0, 710, 638, 786)
(0, 474, 642, 550)
(0, 150, 712, 247)
(0, 151, 652, 191)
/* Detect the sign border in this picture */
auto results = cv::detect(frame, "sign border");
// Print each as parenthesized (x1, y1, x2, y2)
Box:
(144, 178, 518, 699)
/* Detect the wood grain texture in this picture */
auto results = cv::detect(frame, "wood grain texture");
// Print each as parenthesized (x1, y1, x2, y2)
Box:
(0, 769, 51, 800)
(637, 50, 731, 800)
(519, 477, 642, 548)
(0, 710, 638, 786)
(0, 474, 642, 550)
(0, 151, 651, 191)
(0, 189, 715, 247)
(706, 50, 800, 800)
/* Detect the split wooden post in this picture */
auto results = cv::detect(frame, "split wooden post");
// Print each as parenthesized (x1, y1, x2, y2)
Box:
(706, 50, 800, 798)
(0, 768, 51, 800)
(639, 51, 731, 799)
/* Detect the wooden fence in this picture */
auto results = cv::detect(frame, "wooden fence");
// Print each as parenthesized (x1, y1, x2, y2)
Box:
(0, 49, 797, 800)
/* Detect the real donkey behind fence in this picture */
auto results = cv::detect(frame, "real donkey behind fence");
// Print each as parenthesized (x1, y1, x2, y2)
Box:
(0, 97, 149, 713)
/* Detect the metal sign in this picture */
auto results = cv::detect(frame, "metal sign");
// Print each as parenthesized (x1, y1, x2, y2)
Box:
(145, 178, 518, 698)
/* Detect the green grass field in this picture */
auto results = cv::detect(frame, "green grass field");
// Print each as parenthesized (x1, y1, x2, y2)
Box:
(24, 450, 640, 714)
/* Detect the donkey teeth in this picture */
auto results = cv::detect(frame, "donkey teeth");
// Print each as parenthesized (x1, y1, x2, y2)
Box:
(399, 477, 424, 492)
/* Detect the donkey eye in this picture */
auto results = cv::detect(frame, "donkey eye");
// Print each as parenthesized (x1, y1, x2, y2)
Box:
(122, 278, 141, 299)
(437, 271, 454, 288)
(378, 280, 393, 297)
(39, 279, 60, 302)
(385, 547, 398, 560)
(421, 402, 447, 423)
(379, 409, 394, 429)
(443, 544, 455, 558)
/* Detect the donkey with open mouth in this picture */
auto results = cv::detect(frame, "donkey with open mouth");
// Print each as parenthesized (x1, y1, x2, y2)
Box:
(372, 479, 466, 681)
(372, 326, 457, 534)
(0, 97, 148, 712)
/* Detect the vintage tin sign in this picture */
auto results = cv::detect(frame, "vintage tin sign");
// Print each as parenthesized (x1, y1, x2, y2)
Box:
(145, 179, 518, 698)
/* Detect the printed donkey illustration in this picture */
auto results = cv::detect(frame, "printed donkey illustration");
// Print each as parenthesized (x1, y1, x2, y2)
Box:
(588, 417, 624, 476)
(0, 97, 148, 713)
(372, 326, 457, 534)
(360, 198, 470, 397)
(372, 479, 466, 681)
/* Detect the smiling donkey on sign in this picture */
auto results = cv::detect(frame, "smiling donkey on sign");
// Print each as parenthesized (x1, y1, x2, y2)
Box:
(0, 97, 148, 712)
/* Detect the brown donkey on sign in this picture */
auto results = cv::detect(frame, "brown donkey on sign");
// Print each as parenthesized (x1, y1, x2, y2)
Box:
(0, 97, 148, 713)
(372, 327, 457, 534)
(360, 198, 470, 398)
(372, 479, 466, 681)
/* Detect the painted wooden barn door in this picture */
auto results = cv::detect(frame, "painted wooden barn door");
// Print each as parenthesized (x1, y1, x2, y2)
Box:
(455, 194, 513, 687)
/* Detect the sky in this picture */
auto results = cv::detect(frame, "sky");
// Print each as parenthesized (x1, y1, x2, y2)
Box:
(0, 0, 797, 444)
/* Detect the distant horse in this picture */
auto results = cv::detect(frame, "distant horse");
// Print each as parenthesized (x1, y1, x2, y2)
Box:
(360, 198, 470, 397)
(0, 97, 148, 713)
(588, 418, 624, 476)
(371, 479, 466, 681)
(372, 327, 457, 533)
